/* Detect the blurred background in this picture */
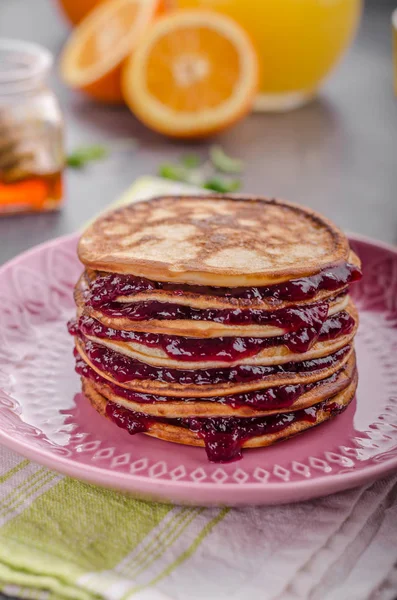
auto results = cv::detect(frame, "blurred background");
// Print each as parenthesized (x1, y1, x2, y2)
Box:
(0, 0, 396, 263)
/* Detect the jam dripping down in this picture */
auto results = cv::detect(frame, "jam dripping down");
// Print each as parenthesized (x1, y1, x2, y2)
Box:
(87, 262, 362, 306)
(75, 352, 341, 411)
(105, 399, 346, 462)
(74, 338, 351, 386)
(74, 309, 355, 361)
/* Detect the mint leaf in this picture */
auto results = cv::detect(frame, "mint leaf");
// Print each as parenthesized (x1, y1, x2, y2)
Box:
(203, 177, 241, 193)
(158, 163, 189, 182)
(181, 153, 201, 168)
(66, 144, 108, 168)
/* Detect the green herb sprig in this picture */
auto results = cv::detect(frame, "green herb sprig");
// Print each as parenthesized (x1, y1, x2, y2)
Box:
(180, 153, 201, 168)
(66, 144, 108, 169)
(157, 146, 243, 193)
(203, 177, 241, 193)
(209, 145, 244, 174)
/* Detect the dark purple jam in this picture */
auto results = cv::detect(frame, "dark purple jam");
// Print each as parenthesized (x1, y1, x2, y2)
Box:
(77, 339, 351, 386)
(67, 320, 79, 336)
(106, 402, 152, 435)
(95, 299, 334, 327)
(105, 399, 345, 462)
(74, 309, 354, 360)
(75, 353, 340, 411)
(88, 262, 362, 306)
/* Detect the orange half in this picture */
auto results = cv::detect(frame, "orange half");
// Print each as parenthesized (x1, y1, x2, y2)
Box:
(122, 9, 259, 137)
(60, 0, 162, 103)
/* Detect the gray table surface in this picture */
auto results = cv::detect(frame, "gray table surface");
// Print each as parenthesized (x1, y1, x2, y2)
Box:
(0, 1, 396, 598)
(0, 0, 396, 264)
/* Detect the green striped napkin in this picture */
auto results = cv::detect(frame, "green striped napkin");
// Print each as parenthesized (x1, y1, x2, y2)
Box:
(1, 448, 397, 600)
(0, 447, 228, 600)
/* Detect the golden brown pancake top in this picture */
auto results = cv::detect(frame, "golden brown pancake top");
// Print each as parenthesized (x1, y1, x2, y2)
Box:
(78, 195, 351, 286)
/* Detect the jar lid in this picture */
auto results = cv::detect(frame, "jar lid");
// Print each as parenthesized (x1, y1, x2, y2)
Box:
(0, 39, 53, 95)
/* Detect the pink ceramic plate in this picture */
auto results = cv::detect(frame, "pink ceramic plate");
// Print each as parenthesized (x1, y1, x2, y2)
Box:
(0, 233, 396, 506)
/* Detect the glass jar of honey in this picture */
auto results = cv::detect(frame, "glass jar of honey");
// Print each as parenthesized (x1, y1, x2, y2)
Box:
(0, 39, 64, 214)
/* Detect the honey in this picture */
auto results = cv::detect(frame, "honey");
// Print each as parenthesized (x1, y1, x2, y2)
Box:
(0, 40, 64, 214)
(0, 171, 63, 214)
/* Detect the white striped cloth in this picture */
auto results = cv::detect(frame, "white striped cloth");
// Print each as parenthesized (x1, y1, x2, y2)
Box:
(0, 445, 396, 600)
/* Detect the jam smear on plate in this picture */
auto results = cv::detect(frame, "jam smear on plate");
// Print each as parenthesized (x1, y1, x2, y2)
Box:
(105, 399, 345, 462)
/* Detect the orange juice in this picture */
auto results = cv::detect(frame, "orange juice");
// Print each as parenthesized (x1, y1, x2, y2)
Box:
(174, 0, 362, 110)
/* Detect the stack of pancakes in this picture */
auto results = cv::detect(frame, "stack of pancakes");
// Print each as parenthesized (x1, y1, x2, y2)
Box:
(69, 195, 362, 462)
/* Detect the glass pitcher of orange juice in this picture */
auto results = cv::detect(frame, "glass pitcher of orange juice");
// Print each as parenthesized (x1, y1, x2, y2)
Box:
(174, 0, 362, 111)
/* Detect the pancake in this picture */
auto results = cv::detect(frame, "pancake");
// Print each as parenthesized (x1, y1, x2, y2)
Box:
(83, 301, 347, 339)
(79, 352, 356, 418)
(80, 302, 358, 370)
(76, 273, 350, 338)
(75, 337, 355, 397)
(78, 195, 353, 287)
(82, 252, 360, 311)
(83, 372, 357, 459)
(84, 329, 356, 370)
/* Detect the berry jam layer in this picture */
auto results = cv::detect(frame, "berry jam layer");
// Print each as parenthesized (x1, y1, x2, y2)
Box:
(105, 399, 345, 462)
(77, 353, 341, 411)
(88, 262, 361, 306)
(77, 339, 351, 386)
(91, 298, 339, 327)
(72, 309, 355, 361)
